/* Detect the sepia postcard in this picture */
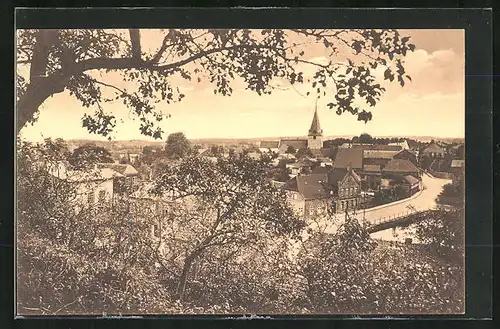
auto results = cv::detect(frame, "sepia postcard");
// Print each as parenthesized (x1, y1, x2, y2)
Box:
(15, 24, 468, 316)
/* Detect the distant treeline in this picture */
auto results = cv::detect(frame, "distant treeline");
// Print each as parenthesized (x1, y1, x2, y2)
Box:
(323, 134, 409, 148)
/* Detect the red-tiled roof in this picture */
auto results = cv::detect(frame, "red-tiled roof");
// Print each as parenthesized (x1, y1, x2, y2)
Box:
(333, 148, 363, 169)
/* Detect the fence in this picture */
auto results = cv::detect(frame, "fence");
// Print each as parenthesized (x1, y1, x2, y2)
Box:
(366, 207, 437, 231)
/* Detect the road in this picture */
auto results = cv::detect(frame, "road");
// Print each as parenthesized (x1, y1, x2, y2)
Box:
(287, 173, 451, 257)
(367, 173, 451, 242)
(362, 173, 451, 224)
(321, 173, 451, 231)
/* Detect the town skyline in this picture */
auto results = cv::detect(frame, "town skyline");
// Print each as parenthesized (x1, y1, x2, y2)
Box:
(18, 29, 465, 142)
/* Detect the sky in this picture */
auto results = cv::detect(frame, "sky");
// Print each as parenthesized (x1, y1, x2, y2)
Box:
(18, 29, 465, 142)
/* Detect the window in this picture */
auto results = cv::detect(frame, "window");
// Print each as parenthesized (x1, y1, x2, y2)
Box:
(87, 192, 94, 205)
(340, 201, 344, 210)
(98, 190, 106, 203)
(153, 224, 160, 238)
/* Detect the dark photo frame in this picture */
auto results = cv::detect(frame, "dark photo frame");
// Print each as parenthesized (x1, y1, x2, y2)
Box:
(2, 6, 494, 329)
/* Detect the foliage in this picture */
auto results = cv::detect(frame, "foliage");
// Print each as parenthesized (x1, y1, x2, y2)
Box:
(298, 214, 464, 314)
(149, 152, 306, 300)
(17, 140, 177, 315)
(67, 143, 114, 169)
(16, 139, 464, 315)
(17, 29, 415, 137)
(295, 148, 314, 159)
(285, 145, 296, 154)
(410, 208, 464, 266)
(436, 181, 464, 207)
(142, 146, 154, 155)
(419, 154, 432, 170)
(164, 132, 191, 159)
(358, 133, 373, 144)
(372, 185, 406, 206)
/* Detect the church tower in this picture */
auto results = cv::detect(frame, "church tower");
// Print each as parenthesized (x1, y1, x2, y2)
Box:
(307, 102, 323, 150)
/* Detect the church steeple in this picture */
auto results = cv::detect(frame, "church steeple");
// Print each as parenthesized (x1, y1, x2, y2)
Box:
(308, 101, 323, 137)
(307, 100, 323, 150)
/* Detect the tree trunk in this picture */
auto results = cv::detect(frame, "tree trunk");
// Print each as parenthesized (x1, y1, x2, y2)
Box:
(17, 30, 62, 134)
(175, 254, 197, 301)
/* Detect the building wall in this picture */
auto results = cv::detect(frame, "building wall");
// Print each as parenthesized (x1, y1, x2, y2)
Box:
(308, 136, 323, 150)
(75, 179, 114, 206)
(286, 191, 306, 217)
(304, 199, 330, 220)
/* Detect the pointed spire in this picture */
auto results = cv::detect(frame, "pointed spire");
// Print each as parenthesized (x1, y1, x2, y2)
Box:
(308, 100, 323, 137)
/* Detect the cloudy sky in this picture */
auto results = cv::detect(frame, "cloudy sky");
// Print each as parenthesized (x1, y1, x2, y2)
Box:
(19, 29, 464, 142)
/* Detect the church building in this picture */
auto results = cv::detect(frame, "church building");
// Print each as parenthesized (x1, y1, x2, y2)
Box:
(259, 104, 325, 152)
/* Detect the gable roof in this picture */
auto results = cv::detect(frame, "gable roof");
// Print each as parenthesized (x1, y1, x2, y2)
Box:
(406, 139, 421, 150)
(333, 148, 363, 169)
(279, 139, 308, 150)
(97, 163, 139, 176)
(363, 164, 381, 172)
(394, 149, 417, 159)
(363, 150, 401, 159)
(364, 144, 403, 151)
(311, 166, 331, 174)
(404, 175, 420, 185)
(288, 158, 316, 168)
(422, 142, 446, 153)
(260, 140, 280, 149)
(295, 174, 330, 200)
(389, 140, 410, 150)
(382, 159, 420, 173)
(49, 164, 124, 182)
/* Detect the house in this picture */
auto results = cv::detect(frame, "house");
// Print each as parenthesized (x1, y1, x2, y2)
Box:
(48, 162, 123, 208)
(389, 140, 410, 150)
(421, 141, 446, 158)
(275, 104, 326, 153)
(327, 168, 362, 214)
(393, 149, 418, 167)
(402, 175, 420, 197)
(282, 167, 362, 218)
(282, 173, 331, 220)
(358, 164, 382, 190)
(450, 144, 465, 159)
(286, 158, 316, 177)
(279, 139, 309, 153)
(333, 148, 363, 170)
(406, 139, 421, 157)
(450, 159, 465, 184)
(382, 159, 421, 178)
(97, 163, 140, 195)
(362, 150, 401, 168)
(259, 140, 280, 153)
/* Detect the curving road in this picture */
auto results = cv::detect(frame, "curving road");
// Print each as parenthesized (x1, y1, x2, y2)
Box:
(367, 173, 451, 242)
(362, 173, 451, 224)
(288, 173, 452, 256)
(318, 173, 451, 235)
